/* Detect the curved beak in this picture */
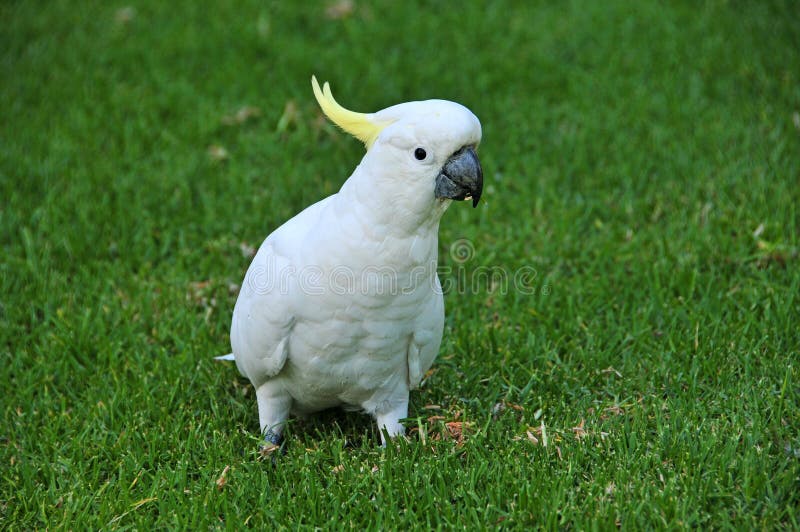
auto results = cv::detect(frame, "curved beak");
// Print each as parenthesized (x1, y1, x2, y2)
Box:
(434, 146, 483, 207)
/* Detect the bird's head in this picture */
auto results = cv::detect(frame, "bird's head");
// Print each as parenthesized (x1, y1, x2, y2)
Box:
(312, 77, 483, 213)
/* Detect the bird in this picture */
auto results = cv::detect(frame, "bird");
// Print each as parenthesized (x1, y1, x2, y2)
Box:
(219, 76, 483, 450)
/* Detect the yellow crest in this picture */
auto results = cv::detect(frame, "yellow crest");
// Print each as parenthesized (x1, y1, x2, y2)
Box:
(311, 76, 391, 149)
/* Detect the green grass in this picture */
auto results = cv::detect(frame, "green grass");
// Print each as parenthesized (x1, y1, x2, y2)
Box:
(2, 0, 799, 528)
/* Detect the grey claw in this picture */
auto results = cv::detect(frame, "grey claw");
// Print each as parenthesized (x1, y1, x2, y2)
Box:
(259, 429, 285, 462)
(263, 428, 283, 447)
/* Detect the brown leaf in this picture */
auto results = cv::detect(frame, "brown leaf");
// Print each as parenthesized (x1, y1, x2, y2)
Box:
(190, 280, 210, 291)
(207, 144, 229, 162)
(601, 366, 622, 378)
(527, 425, 543, 436)
(444, 421, 472, 443)
(115, 7, 136, 25)
(188, 280, 218, 313)
(325, 0, 355, 19)
(571, 419, 588, 440)
(331, 464, 345, 474)
(221, 106, 262, 126)
(215, 465, 230, 490)
(239, 242, 256, 259)
(259, 442, 280, 457)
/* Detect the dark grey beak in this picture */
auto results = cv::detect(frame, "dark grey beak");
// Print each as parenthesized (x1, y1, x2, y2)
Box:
(434, 146, 483, 207)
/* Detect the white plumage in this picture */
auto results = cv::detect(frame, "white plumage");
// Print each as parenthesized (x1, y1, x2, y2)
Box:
(223, 77, 483, 446)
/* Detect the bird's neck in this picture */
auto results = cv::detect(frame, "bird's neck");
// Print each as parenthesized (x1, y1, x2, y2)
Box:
(337, 162, 450, 238)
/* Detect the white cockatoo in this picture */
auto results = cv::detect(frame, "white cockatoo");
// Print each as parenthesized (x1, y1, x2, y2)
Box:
(220, 76, 483, 449)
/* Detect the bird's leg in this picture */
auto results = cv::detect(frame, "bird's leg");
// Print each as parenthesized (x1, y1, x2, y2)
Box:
(255, 381, 292, 454)
(375, 398, 409, 446)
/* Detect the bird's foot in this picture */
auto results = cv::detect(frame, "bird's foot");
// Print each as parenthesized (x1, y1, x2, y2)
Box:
(259, 429, 285, 460)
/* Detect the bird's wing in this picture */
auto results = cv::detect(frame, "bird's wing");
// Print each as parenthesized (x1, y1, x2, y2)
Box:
(230, 196, 333, 386)
(407, 280, 445, 389)
(229, 242, 295, 384)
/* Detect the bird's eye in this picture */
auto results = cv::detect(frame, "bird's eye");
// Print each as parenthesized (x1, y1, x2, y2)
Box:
(414, 148, 427, 161)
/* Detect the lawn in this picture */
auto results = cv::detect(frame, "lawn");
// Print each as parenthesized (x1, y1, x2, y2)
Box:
(2, 0, 799, 528)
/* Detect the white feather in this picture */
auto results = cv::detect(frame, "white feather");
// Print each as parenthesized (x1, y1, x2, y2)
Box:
(226, 94, 482, 443)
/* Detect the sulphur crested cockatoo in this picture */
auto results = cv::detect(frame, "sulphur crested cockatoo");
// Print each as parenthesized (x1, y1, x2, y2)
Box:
(221, 76, 483, 449)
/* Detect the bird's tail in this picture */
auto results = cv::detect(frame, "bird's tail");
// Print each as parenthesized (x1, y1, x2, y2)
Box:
(215, 353, 236, 361)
